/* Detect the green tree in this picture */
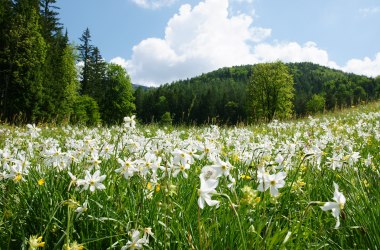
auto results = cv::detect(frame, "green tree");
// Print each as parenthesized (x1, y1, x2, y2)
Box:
(101, 64, 136, 124)
(78, 28, 93, 95)
(224, 101, 239, 124)
(155, 96, 169, 117)
(56, 44, 80, 123)
(306, 94, 325, 114)
(39, 31, 74, 121)
(88, 46, 107, 101)
(38, 0, 63, 121)
(39, 0, 62, 40)
(375, 76, 380, 98)
(0, 0, 14, 120)
(3, 7, 46, 121)
(71, 95, 101, 126)
(160, 111, 172, 126)
(247, 62, 294, 122)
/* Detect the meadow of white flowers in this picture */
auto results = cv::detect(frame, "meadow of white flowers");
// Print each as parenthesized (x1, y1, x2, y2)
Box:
(1, 106, 379, 249)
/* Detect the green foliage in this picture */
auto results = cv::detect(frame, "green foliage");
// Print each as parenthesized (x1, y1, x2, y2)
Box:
(306, 94, 325, 114)
(160, 111, 172, 125)
(1, 7, 136, 126)
(0, 0, 81, 124)
(39, 0, 62, 41)
(58, 45, 81, 122)
(71, 95, 101, 126)
(3, 8, 47, 122)
(78, 28, 93, 96)
(135, 71, 249, 124)
(100, 64, 136, 124)
(136, 62, 378, 125)
(40, 38, 80, 123)
(247, 62, 294, 122)
(87, 46, 107, 102)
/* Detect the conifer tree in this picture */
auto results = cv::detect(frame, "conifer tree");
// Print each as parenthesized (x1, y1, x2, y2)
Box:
(78, 28, 93, 95)
(0, 0, 14, 119)
(4, 2, 46, 121)
(39, 0, 62, 41)
(88, 46, 107, 101)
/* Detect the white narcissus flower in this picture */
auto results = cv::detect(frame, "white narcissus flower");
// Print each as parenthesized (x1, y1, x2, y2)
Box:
(171, 159, 191, 178)
(26, 123, 41, 138)
(257, 171, 287, 197)
(172, 148, 193, 165)
(198, 175, 219, 209)
(364, 153, 372, 167)
(200, 165, 218, 180)
(210, 157, 233, 178)
(68, 171, 78, 190)
(77, 170, 106, 192)
(115, 158, 137, 179)
(75, 200, 88, 215)
(121, 229, 147, 249)
(321, 182, 346, 228)
(124, 115, 136, 129)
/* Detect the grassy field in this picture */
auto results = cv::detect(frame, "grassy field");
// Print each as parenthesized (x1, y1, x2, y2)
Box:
(1, 103, 379, 249)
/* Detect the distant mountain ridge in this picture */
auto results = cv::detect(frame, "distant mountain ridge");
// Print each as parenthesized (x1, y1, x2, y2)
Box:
(134, 62, 380, 124)
(132, 84, 150, 90)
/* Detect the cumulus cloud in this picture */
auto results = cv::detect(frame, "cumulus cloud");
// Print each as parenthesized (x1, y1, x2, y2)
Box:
(343, 53, 380, 77)
(112, 0, 379, 86)
(110, 57, 129, 68)
(253, 41, 340, 69)
(131, 0, 176, 9)
(120, 0, 272, 85)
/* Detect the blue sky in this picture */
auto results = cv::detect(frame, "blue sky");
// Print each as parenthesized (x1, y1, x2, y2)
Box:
(57, 0, 380, 86)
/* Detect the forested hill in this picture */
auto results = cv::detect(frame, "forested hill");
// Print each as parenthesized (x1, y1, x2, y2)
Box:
(135, 62, 380, 124)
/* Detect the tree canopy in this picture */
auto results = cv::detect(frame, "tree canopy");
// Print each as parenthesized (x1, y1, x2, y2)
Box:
(0, 3, 135, 125)
(247, 62, 294, 122)
(135, 62, 379, 125)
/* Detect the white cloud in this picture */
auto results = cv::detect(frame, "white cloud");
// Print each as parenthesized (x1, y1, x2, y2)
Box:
(359, 7, 380, 17)
(343, 53, 380, 77)
(110, 57, 129, 68)
(131, 0, 176, 9)
(119, 0, 271, 85)
(112, 0, 379, 86)
(253, 41, 340, 69)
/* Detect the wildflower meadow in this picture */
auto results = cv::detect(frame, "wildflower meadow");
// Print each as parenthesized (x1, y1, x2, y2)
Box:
(1, 104, 379, 249)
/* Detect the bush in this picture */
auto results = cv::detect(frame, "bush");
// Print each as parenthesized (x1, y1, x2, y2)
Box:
(160, 112, 172, 125)
(71, 95, 101, 126)
(306, 94, 325, 114)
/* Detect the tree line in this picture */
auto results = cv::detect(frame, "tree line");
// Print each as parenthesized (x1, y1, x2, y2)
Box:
(135, 62, 380, 125)
(0, 0, 135, 125)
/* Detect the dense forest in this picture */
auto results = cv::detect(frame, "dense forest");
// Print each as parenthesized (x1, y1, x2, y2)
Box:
(135, 63, 380, 125)
(0, 0, 135, 125)
(1, 1, 379, 126)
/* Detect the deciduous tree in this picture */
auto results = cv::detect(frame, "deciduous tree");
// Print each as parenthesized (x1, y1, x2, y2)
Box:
(247, 62, 294, 122)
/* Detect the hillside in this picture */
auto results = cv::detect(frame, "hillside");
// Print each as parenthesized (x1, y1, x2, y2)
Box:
(135, 62, 380, 124)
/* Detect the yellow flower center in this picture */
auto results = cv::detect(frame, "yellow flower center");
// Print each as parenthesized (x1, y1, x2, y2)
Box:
(339, 202, 344, 210)
(14, 174, 22, 182)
